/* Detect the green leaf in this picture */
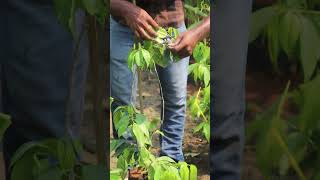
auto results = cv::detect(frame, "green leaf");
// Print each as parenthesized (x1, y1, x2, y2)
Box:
(69, 0, 77, 37)
(247, 82, 307, 179)
(53, 0, 73, 28)
(184, 4, 208, 17)
(113, 106, 125, 124)
(140, 49, 151, 69)
(246, 83, 289, 176)
(144, 40, 153, 50)
(94, 2, 108, 25)
(110, 139, 125, 152)
(158, 165, 180, 180)
(56, 138, 76, 170)
(156, 28, 168, 39)
(81, 165, 107, 180)
(139, 147, 154, 167)
(110, 169, 123, 180)
(197, 64, 205, 82)
(132, 124, 146, 147)
(0, 113, 11, 142)
(33, 158, 51, 177)
(313, 171, 320, 180)
(135, 50, 142, 67)
(148, 118, 159, 132)
(153, 48, 169, 68)
(157, 156, 176, 163)
(71, 139, 84, 157)
(140, 123, 150, 135)
(135, 114, 147, 124)
(193, 42, 210, 63)
(10, 142, 48, 168)
(171, 51, 180, 62)
(179, 162, 189, 180)
(160, 171, 177, 180)
(287, 132, 307, 161)
(295, 75, 320, 132)
(279, 11, 301, 55)
(37, 167, 62, 180)
(115, 115, 130, 137)
(153, 130, 165, 137)
(284, 0, 307, 8)
(267, 16, 281, 72)
(117, 116, 130, 137)
(279, 155, 289, 176)
(189, 164, 197, 180)
(128, 49, 137, 72)
(116, 155, 128, 177)
(300, 16, 320, 81)
(203, 122, 210, 141)
(188, 95, 200, 118)
(154, 37, 163, 44)
(192, 65, 199, 82)
(203, 85, 210, 102)
(193, 122, 205, 133)
(188, 64, 197, 75)
(249, 6, 277, 42)
(151, 164, 162, 180)
(11, 153, 35, 180)
(203, 66, 210, 87)
(81, 0, 103, 15)
(168, 27, 179, 39)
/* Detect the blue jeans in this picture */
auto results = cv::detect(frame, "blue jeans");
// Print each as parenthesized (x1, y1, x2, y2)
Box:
(1, 1, 88, 179)
(110, 18, 189, 162)
(211, 0, 252, 179)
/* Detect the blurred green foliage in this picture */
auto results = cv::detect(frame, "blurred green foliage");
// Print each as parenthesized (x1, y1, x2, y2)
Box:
(248, 0, 320, 179)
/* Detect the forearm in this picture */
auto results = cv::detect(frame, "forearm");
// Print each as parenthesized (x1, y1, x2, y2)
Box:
(192, 16, 210, 42)
(110, 0, 132, 18)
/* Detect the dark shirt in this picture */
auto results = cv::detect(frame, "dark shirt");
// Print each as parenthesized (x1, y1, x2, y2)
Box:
(136, 0, 185, 27)
(113, 0, 185, 28)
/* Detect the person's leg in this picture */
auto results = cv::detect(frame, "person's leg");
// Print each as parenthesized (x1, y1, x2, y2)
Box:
(158, 25, 189, 162)
(211, 0, 252, 179)
(110, 17, 136, 138)
(2, 1, 88, 179)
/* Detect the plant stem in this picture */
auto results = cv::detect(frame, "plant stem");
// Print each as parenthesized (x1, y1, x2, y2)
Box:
(87, 15, 107, 166)
(103, 15, 110, 170)
(64, 20, 85, 179)
(138, 69, 144, 114)
(64, 20, 86, 138)
(132, 0, 144, 115)
(195, 87, 208, 122)
(154, 67, 164, 123)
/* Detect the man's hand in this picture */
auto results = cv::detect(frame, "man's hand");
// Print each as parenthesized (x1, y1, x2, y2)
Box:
(124, 6, 159, 40)
(111, 0, 159, 40)
(168, 17, 210, 58)
(168, 30, 200, 58)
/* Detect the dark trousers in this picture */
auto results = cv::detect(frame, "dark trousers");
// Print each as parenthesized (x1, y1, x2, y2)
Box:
(211, 0, 252, 179)
(1, 1, 88, 179)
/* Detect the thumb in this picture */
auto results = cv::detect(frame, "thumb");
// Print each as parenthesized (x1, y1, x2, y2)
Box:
(169, 34, 183, 47)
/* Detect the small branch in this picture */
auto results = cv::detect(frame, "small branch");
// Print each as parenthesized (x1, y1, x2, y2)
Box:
(64, 20, 87, 137)
(132, 0, 144, 115)
(154, 67, 165, 123)
(195, 87, 208, 122)
(87, 15, 107, 166)
(138, 69, 144, 114)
